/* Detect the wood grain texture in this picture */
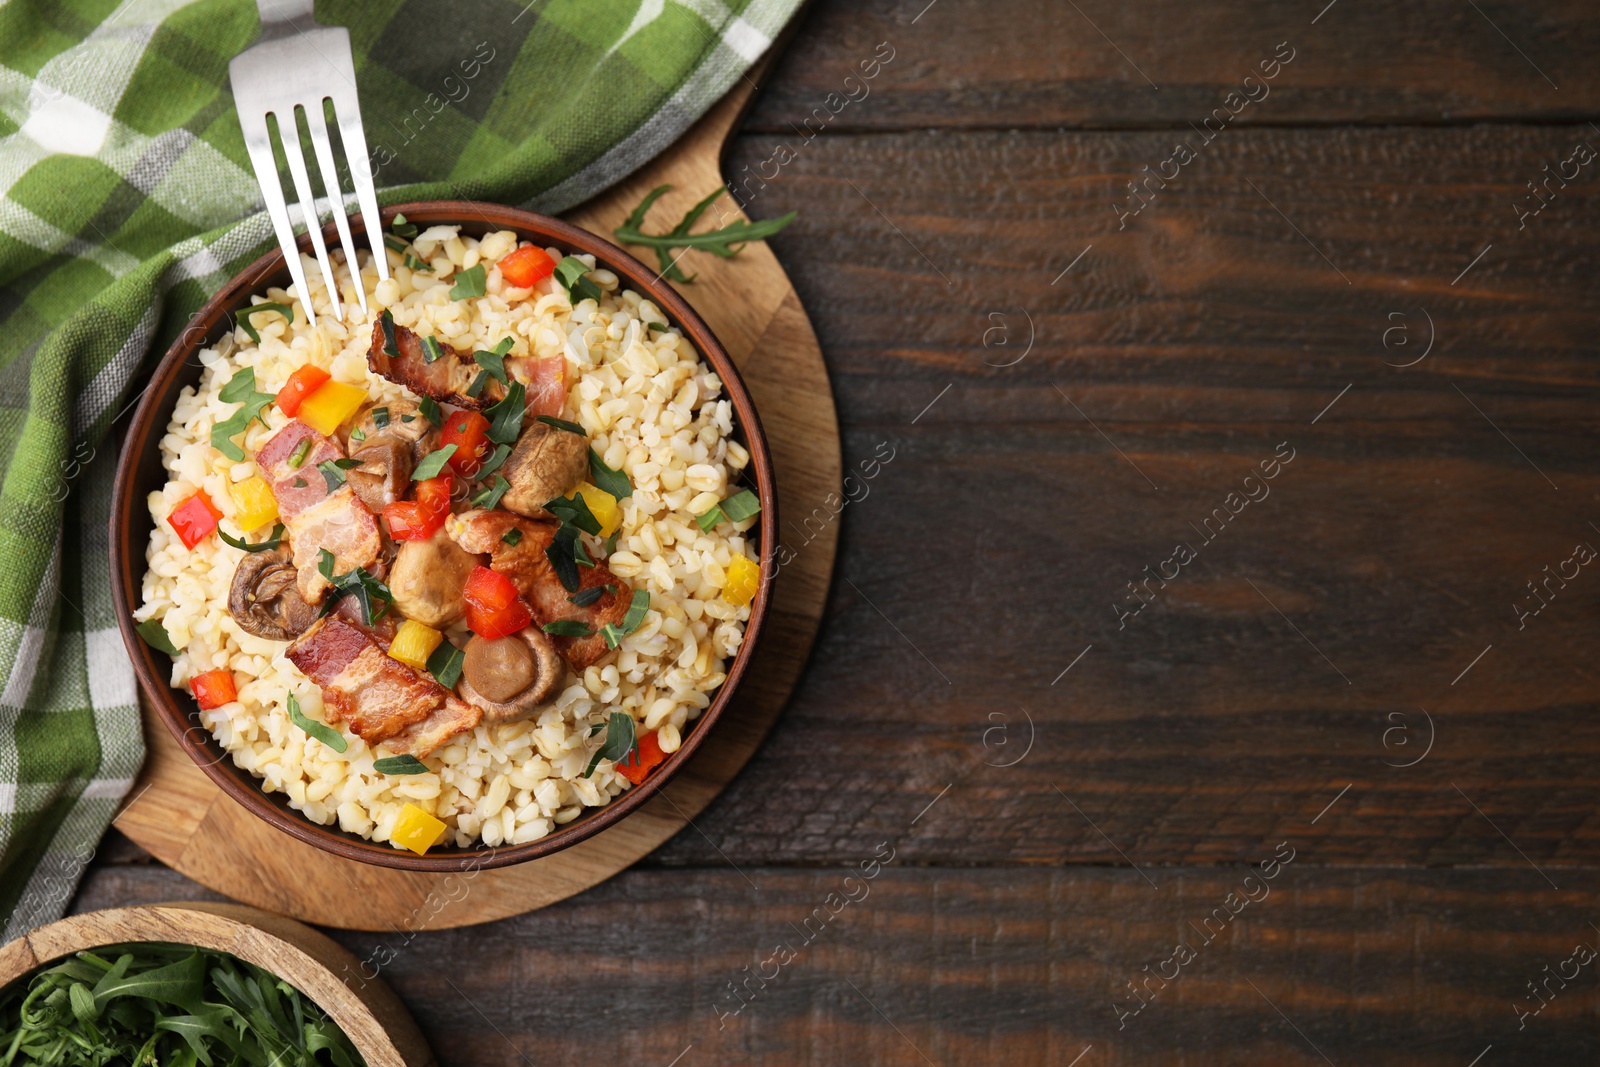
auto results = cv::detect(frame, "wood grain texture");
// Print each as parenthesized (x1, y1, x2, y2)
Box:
(68, 863, 1600, 1067)
(3, 904, 434, 1067)
(747, 0, 1600, 129)
(112, 66, 842, 928)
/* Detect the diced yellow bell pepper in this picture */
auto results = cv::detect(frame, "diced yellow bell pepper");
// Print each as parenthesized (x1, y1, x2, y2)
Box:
(228, 475, 279, 531)
(576, 482, 621, 537)
(392, 802, 446, 855)
(295, 379, 368, 436)
(388, 619, 443, 671)
(724, 552, 760, 607)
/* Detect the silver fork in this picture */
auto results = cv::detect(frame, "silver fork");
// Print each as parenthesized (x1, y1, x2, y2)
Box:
(229, 0, 390, 328)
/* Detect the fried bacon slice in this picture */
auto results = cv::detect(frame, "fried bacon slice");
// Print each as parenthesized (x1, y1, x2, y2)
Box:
(254, 421, 382, 603)
(367, 320, 566, 414)
(287, 614, 479, 757)
(447, 508, 632, 669)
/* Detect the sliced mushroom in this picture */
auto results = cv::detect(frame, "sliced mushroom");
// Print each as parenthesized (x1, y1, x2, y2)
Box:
(499, 420, 589, 519)
(346, 440, 412, 513)
(349, 399, 439, 454)
(456, 626, 564, 723)
(388, 528, 478, 628)
(228, 547, 319, 640)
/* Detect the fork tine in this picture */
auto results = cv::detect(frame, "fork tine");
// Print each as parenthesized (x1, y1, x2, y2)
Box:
(304, 99, 367, 316)
(278, 106, 343, 321)
(239, 110, 319, 329)
(332, 98, 390, 282)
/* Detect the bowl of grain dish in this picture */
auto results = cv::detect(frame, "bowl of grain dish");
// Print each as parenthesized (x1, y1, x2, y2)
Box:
(110, 202, 776, 871)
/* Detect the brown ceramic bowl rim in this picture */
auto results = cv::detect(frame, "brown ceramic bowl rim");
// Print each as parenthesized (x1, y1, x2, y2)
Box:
(109, 200, 777, 872)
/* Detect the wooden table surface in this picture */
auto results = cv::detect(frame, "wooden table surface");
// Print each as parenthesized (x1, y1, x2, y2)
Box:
(71, 2, 1600, 1063)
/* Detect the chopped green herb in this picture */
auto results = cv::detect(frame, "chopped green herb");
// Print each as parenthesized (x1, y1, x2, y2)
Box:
(450, 262, 487, 300)
(464, 368, 492, 399)
(411, 444, 458, 481)
(536, 414, 585, 436)
(350, 427, 366, 443)
(599, 622, 627, 649)
(292, 476, 307, 488)
(318, 457, 360, 492)
(542, 620, 595, 637)
(218, 522, 285, 553)
(484, 381, 526, 445)
(545, 491, 602, 536)
(136, 617, 181, 656)
(644, 320, 668, 335)
(317, 556, 393, 626)
(620, 588, 651, 632)
(569, 586, 604, 607)
(420, 335, 446, 363)
(614, 182, 796, 283)
(545, 524, 584, 592)
(426, 639, 465, 687)
(288, 692, 347, 752)
(209, 368, 276, 461)
(287, 438, 313, 468)
(554, 256, 602, 303)
(390, 213, 417, 237)
(371, 406, 391, 428)
(588, 448, 632, 499)
(502, 528, 523, 546)
(374, 754, 430, 775)
(603, 529, 620, 555)
(418, 396, 442, 427)
(384, 234, 409, 252)
(584, 710, 639, 777)
(696, 488, 761, 531)
(477, 443, 511, 478)
(404, 252, 430, 271)
(473, 337, 513, 386)
(237, 302, 295, 344)
(469, 474, 511, 510)
(379, 308, 400, 359)
(588, 722, 605, 736)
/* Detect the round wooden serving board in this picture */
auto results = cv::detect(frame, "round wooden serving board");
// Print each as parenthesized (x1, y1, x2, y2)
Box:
(115, 66, 840, 931)
(0, 903, 434, 1066)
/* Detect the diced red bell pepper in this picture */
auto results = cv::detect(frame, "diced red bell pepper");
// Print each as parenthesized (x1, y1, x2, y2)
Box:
(497, 244, 557, 288)
(521, 355, 566, 419)
(462, 565, 531, 639)
(275, 364, 331, 417)
(615, 729, 668, 784)
(382, 475, 452, 541)
(168, 490, 222, 549)
(191, 668, 238, 709)
(440, 410, 492, 477)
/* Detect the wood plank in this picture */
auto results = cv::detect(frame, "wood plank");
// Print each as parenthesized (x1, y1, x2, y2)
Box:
(623, 123, 1600, 868)
(749, 0, 1600, 130)
(68, 864, 1600, 1066)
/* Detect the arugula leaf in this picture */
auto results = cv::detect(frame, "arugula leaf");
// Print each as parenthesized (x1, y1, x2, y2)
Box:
(473, 337, 513, 385)
(411, 444, 457, 481)
(418, 395, 443, 427)
(469, 474, 510, 510)
(426, 639, 465, 687)
(419, 335, 446, 364)
(696, 487, 761, 531)
(583, 711, 639, 777)
(541, 620, 595, 637)
(317, 561, 393, 625)
(236, 302, 294, 344)
(450, 262, 487, 300)
(554, 256, 602, 303)
(536, 414, 585, 436)
(614, 183, 796, 283)
(603, 589, 651, 649)
(568, 586, 604, 607)
(209, 368, 276, 461)
(374, 754, 429, 775)
(288, 693, 347, 753)
(318, 457, 360, 492)
(484, 381, 526, 445)
(464, 368, 492, 399)
(136, 617, 181, 656)
(545, 491, 602, 535)
(379, 308, 400, 358)
(588, 448, 632, 499)
(477, 443, 511, 478)
(218, 523, 285, 553)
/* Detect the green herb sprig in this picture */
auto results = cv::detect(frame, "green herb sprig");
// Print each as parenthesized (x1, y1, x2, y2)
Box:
(218, 523, 285, 553)
(317, 550, 393, 625)
(237, 301, 294, 343)
(583, 710, 640, 777)
(614, 183, 796, 283)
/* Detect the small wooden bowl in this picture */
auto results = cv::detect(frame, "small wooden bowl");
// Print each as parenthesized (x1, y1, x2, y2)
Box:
(0, 902, 434, 1067)
(109, 201, 778, 872)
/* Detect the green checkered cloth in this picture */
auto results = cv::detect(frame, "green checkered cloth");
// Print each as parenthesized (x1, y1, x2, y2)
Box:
(0, 0, 800, 937)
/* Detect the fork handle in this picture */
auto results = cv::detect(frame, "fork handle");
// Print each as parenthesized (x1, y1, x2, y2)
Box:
(256, 0, 315, 30)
